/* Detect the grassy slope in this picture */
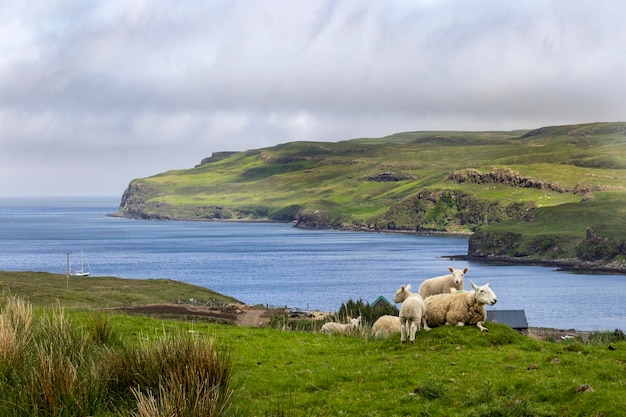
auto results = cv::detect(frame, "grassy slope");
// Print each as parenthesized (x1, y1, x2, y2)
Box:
(2, 272, 624, 416)
(67, 311, 626, 416)
(94, 309, 625, 416)
(0, 270, 240, 309)
(117, 122, 626, 266)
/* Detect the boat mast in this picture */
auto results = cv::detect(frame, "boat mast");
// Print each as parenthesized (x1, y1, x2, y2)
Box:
(66, 252, 71, 276)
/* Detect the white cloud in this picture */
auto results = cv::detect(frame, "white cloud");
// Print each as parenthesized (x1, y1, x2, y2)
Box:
(1, 0, 625, 196)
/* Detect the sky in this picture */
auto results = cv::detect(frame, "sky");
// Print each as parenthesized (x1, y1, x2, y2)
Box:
(1, 1, 625, 197)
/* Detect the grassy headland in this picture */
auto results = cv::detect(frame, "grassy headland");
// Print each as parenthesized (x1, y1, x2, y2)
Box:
(114, 122, 626, 272)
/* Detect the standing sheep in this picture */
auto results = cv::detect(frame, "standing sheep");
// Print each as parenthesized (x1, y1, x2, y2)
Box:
(418, 266, 468, 299)
(371, 315, 401, 338)
(320, 316, 361, 335)
(393, 284, 430, 343)
(424, 281, 497, 332)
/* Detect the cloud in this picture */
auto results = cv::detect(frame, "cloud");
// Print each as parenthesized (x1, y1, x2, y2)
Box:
(1, 0, 625, 196)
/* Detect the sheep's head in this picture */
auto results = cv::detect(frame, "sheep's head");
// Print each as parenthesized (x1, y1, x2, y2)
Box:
(393, 284, 411, 303)
(349, 316, 362, 329)
(471, 281, 497, 306)
(448, 266, 469, 286)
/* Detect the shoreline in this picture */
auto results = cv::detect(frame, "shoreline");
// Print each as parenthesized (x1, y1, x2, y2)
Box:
(112, 211, 626, 275)
(448, 254, 626, 275)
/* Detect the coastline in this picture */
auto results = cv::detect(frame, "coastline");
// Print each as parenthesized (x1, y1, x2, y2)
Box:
(449, 254, 626, 275)
(112, 210, 626, 275)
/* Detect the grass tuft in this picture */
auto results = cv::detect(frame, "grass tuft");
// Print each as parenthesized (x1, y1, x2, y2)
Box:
(0, 295, 234, 416)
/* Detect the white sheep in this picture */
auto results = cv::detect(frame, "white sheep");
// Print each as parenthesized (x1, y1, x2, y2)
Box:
(371, 315, 401, 338)
(424, 281, 497, 332)
(393, 284, 430, 343)
(320, 316, 361, 335)
(418, 266, 468, 299)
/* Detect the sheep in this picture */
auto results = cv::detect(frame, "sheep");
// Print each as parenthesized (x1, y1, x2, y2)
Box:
(418, 266, 468, 299)
(424, 281, 497, 332)
(320, 316, 361, 335)
(371, 315, 401, 338)
(393, 284, 430, 343)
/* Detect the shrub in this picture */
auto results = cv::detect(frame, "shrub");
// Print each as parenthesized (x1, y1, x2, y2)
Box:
(338, 298, 398, 325)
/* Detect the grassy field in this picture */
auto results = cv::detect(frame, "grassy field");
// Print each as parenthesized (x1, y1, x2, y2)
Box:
(0, 270, 240, 309)
(1, 272, 625, 416)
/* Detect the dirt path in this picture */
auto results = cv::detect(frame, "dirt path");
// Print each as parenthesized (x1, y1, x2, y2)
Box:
(237, 308, 270, 326)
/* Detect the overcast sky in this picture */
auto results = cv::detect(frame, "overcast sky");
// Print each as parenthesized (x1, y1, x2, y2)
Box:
(1, 1, 625, 197)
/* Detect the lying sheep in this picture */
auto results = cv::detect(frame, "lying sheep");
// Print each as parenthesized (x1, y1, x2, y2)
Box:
(320, 316, 361, 335)
(371, 315, 401, 338)
(424, 281, 497, 332)
(393, 284, 430, 343)
(418, 266, 468, 299)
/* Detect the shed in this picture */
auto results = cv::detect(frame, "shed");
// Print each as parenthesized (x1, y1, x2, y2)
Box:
(486, 310, 529, 333)
(372, 295, 394, 310)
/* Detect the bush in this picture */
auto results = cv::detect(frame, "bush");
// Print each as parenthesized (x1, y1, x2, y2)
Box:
(338, 298, 399, 325)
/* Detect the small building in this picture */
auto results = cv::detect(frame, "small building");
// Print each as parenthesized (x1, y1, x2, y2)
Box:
(371, 295, 394, 310)
(487, 310, 529, 334)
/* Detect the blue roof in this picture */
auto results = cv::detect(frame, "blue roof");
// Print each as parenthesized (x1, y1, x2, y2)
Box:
(487, 310, 528, 329)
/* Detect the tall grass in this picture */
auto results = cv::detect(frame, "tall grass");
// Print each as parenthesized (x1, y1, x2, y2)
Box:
(0, 293, 33, 365)
(0, 295, 234, 416)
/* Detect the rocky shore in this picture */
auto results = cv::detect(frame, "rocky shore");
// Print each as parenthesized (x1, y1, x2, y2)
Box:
(451, 254, 626, 275)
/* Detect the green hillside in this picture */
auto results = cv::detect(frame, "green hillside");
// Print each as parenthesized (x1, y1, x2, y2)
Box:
(115, 122, 626, 271)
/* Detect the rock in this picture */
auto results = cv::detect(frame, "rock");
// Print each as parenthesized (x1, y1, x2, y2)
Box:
(575, 384, 594, 394)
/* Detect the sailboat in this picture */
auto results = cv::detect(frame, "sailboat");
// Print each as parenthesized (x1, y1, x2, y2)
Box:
(66, 250, 92, 277)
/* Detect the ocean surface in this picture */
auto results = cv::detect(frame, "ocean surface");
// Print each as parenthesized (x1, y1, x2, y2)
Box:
(0, 196, 624, 331)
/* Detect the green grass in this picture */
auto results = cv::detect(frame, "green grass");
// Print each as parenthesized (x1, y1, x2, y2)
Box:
(28, 310, 626, 417)
(1, 274, 625, 416)
(0, 271, 240, 309)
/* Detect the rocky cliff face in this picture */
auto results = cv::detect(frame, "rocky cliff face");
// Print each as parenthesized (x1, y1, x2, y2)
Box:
(448, 168, 568, 193)
(116, 181, 163, 219)
(467, 227, 626, 273)
(359, 189, 535, 233)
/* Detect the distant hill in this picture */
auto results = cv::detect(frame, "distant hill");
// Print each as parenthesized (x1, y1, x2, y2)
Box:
(115, 122, 626, 272)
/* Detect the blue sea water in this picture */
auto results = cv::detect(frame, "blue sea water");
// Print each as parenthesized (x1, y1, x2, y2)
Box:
(0, 196, 624, 331)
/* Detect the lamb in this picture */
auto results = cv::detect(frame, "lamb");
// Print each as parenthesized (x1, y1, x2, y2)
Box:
(393, 284, 430, 343)
(418, 266, 468, 299)
(320, 316, 361, 335)
(371, 315, 401, 338)
(424, 281, 497, 332)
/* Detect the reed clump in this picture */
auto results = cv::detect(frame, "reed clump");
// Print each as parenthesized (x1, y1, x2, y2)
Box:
(0, 294, 234, 416)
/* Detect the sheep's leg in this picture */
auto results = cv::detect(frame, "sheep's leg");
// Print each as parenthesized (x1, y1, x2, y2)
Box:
(400, 318, 407, 343)
(409, 320, 418, 343)
(477, 321, 489, 332)
(422, 317, 431, 331)
(455, 322, 465, 327)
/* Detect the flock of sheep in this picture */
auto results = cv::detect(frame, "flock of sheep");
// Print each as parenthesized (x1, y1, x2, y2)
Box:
(321, 267, 498, 343)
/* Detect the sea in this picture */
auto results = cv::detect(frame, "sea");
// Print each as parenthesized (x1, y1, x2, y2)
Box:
(0, 196, 624, 331)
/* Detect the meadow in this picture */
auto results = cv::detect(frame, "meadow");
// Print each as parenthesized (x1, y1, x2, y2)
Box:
(1, 271, 625, 416)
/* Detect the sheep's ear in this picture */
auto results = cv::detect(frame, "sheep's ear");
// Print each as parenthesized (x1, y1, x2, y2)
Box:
(484, 283, 490, 287)
(463, 267, 469, 274)
(405, 284, 411, 291)
(448, 266, 454, 273)
(471, 281, 478, 290)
